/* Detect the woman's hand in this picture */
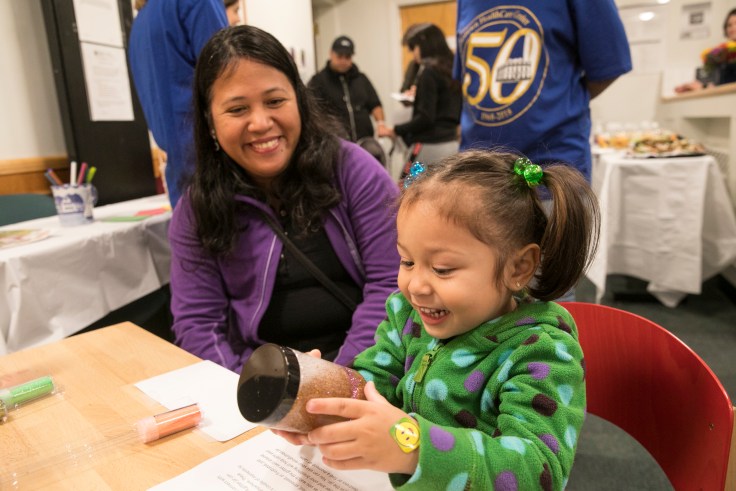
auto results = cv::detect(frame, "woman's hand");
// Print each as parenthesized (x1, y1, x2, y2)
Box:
(674, 80, 704, 93)
(377, 125, 396, 139)
(270, 348, 322, 446)
(303, 381, 419, 475)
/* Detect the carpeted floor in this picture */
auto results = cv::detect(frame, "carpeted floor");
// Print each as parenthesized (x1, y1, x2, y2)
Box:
(566, 275, 736, 490)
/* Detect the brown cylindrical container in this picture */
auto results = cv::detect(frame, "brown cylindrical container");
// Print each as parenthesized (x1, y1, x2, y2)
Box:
(237, 344, 366, 433)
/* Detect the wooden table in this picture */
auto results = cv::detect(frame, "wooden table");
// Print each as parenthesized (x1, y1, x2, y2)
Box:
(0, 323, 262, 489)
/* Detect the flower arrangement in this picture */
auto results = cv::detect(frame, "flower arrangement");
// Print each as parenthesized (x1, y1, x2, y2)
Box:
(701, 41, 736, 71)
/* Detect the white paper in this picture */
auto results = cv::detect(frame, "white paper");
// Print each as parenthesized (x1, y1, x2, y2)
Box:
(135, 360, 257, 442)
(391, 92, 414, 103)
(73, 0, 124, 47)
(149, 430, 393, 491)
(680, 2, 712, 40)
(79, 43, 135, 121)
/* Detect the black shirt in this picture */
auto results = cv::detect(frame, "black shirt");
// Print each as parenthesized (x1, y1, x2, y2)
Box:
(258, 220, 362, 361)
(395, 63, 461, 145)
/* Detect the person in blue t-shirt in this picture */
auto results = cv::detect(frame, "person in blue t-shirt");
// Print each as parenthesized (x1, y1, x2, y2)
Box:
(454, 1, 632, 183)
(128, 0, 228, 208)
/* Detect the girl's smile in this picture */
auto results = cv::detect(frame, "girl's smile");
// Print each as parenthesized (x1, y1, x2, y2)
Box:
(397, 199, 517, 339)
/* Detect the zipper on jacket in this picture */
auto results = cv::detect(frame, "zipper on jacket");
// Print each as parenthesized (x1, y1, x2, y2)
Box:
(411, 342, 443, 413)
(340, 75, 358, 141)
(414, 343, 442, 384)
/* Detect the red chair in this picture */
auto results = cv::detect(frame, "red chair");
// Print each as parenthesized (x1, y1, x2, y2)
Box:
(560, 302, 736, 490)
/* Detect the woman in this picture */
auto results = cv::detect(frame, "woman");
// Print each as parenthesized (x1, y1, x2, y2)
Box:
(379, 24, 462, 170)
(675, 8, 736, 92)
(224, 0, 240, 26)
(169, 25, 399, 372)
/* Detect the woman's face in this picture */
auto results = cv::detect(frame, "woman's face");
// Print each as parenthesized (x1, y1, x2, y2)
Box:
(209, 58, 301, 191)
(412, 44, 421, 63)
(727, 14, 736, 41)
(226, 2, 240, 26)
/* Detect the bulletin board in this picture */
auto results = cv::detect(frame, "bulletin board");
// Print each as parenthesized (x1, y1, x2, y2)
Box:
(41, 0, 156, 205)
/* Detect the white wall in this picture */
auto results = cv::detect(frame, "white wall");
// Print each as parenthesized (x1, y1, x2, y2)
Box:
(245, 0, 316, 82)
(592, 0, 733, 127)
(0, 1, 65, 160)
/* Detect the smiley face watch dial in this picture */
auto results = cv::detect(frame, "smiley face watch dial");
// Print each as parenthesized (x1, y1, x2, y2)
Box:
(390, 417, 420, 453)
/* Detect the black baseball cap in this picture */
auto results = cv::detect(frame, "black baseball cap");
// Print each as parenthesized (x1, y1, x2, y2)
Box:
(331, 36, 355, 56)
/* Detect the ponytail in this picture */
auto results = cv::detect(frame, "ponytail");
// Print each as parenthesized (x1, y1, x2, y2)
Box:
(528, 165, 600, 301)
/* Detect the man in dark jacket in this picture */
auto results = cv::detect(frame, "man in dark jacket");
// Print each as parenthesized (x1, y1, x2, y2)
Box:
(308, 36, 385, 142)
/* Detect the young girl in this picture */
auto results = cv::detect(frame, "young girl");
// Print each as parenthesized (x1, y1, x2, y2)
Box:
(276, 150, 600, 490)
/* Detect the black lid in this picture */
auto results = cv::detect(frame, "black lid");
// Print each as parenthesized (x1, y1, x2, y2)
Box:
(236, 344, 300, 425)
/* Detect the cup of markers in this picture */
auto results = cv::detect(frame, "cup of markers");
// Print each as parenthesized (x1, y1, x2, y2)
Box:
(45, 162, 98, 227)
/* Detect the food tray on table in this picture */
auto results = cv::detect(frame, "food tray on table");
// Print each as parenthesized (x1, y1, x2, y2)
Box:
(627, 132, 706, 159)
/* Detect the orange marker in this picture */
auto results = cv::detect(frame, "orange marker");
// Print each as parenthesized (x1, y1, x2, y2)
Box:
(135, 403, 202, 443)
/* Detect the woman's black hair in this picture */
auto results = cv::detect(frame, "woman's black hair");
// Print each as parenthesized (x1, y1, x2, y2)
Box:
(190, 25, 343, 256)
(404, 24, 457, 88)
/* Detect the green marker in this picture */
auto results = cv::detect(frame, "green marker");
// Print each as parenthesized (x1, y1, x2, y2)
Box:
(85, 166, 97, 183)
(0, 376, 55, 422)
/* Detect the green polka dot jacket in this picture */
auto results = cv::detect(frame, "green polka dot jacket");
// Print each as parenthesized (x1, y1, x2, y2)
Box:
(352, 292, 585, 491)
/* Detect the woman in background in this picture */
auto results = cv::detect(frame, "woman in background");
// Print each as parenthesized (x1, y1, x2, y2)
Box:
(224, 0, 240, 26)
(379, 24, 462, 172)
(675, 8, 736, 92)
(169, 25, 399, 372)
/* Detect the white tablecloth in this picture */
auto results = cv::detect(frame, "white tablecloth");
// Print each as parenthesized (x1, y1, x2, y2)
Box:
(0, 194, 172, 354)
(587, 153, 736, 307)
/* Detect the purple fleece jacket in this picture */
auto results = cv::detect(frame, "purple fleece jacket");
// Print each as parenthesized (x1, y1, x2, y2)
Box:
(169, 140, 399, 372)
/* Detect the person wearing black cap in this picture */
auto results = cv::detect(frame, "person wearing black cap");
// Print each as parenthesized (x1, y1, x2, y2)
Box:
(308, 36, 385, 142)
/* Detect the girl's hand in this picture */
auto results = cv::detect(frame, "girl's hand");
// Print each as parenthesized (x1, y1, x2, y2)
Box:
(304, 381, 419, 475)
(270, 428, 315, 446)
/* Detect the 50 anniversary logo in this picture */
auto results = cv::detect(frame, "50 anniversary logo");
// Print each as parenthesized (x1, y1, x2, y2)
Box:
(458, 6, 549, 127)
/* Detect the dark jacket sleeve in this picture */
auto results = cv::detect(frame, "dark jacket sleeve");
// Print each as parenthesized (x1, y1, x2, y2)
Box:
(394, 66, 438, 137)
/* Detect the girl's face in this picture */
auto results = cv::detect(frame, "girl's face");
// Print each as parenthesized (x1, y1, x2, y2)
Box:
(412, 45, 421, 63)
(396, 200, 517, 339)
(209, 59, 301, 191)
(727, 14, 736, 41)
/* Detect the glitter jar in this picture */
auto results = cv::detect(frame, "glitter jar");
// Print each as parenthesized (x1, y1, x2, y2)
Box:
(237, 344, 366, 433)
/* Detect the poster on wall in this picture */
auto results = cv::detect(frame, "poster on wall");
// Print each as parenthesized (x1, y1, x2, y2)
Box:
(680, 2, 711, 40)
(72, 0, 124, 47)
(80, 43, 135, 121)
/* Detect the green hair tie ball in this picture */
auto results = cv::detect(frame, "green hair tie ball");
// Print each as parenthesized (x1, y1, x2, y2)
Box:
(513, 157, 543, 187)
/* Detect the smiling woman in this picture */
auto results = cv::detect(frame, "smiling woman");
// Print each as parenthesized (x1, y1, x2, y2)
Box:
(168, 25, 400, 373)
(208, 59, 301, 190)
